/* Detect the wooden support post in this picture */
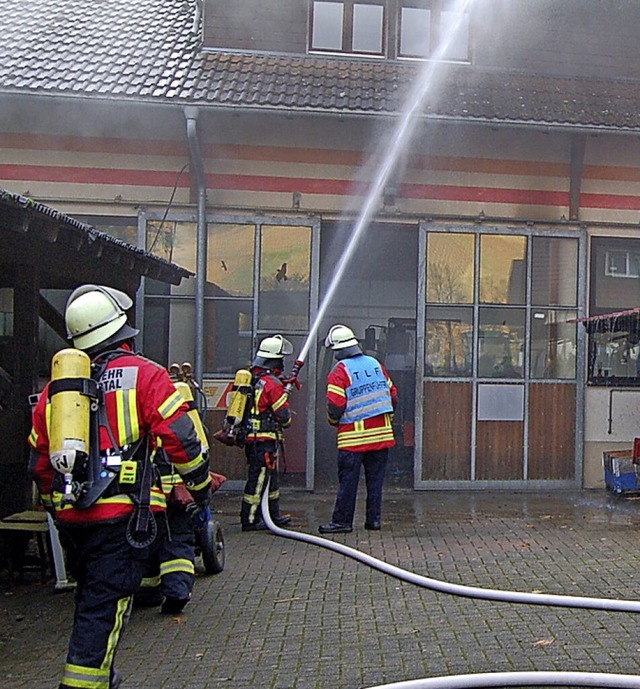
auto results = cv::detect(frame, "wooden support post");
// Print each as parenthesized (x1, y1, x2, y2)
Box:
(12, 267, 39, 412)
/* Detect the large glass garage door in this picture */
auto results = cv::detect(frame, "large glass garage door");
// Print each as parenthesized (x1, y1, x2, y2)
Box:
(418, 224, 585, 488)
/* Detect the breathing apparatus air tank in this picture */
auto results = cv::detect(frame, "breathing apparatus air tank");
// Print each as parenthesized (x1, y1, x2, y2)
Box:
(213, 368, 253, 447)
(175, 381, 209, 453)
(226, 369, 252, 427)
(49, 348, 93, 504)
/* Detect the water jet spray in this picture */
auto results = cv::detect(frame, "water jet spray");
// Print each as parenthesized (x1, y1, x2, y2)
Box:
(293, 0, 476, 369)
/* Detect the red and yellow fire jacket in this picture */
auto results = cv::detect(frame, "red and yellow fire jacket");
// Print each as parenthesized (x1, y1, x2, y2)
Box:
(326, 353, 397, 452)
(245, 368, 291, 445)
(29, 345, 211, 525)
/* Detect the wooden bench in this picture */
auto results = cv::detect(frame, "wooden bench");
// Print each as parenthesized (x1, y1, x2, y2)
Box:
(0, 509, 74, 590)
(0, 510, 52, 582)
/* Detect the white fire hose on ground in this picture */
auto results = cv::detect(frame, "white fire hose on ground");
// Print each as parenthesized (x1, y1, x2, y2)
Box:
(260, 483, 640, 613)
(260, 482, 640, 688)
(364, 672, 640, 688)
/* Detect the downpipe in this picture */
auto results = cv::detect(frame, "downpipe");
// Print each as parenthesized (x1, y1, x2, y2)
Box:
(184, 107, 207, 384)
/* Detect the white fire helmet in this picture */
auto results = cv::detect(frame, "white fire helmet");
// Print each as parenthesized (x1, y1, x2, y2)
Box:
(252, 334, 293, 367)
(65, 284, 139, 352)
(324, 324, 359, 350)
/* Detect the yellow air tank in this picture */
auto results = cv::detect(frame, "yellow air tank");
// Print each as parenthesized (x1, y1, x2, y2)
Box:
(49, 348, 91, 483)
(175, 381, 209, 453)
(226, 369, 252, 429)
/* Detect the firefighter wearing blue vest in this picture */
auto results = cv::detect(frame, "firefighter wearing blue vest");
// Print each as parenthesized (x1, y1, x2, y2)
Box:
(29, 284, 211, 689)
(319, 324, 397, 534)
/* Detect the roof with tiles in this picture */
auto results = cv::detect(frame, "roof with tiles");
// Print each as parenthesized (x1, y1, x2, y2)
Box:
(2, 0, 640, 132)
(0, 187, 193, 285)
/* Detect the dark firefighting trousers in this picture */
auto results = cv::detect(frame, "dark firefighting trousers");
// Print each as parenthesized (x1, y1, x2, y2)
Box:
(330, 448, 389, 527)
(57, 517, 159, 689)
(135, 504, 195, 605)
(241, 440, 283, 527)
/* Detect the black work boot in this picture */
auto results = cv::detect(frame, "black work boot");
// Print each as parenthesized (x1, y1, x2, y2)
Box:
(161, 597, 189, 615)
(318, 522, 352, 534)
(242, 521, 267, 532)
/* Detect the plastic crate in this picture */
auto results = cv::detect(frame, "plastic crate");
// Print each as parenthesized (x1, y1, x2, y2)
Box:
(603, 450, 640, 494)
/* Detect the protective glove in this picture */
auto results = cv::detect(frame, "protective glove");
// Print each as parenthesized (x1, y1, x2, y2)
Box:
(281, 374, 302, 391)
(209, 471, 227, 493)
(186, 489, 210, 516)
(189, 503, 211, 529)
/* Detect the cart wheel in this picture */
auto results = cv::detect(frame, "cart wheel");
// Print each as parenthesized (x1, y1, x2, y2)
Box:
(201, 519, 225, 574)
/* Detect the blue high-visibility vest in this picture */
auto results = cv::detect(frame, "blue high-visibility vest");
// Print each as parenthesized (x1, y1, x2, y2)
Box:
(339, 355, 393, 424)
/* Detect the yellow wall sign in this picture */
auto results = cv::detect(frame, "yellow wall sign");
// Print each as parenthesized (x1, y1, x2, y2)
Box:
(201, 379, 234, 410)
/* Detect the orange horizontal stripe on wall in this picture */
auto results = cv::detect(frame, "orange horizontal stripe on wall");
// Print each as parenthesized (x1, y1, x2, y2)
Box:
(583, 164, 640, 182)
(0, 132, 186, 156)
(0, 164, 190, 187)
(400, 182, 568, 205)
(209, 144, 569, 177)
(409, 156, 568, 177)
(208, 173, 363, 195)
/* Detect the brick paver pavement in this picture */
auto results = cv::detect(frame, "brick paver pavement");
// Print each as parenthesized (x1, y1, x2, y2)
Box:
(2, 488, 640, 688)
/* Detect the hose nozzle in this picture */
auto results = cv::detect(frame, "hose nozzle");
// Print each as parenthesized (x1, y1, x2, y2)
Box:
(283, 359, 305, 395)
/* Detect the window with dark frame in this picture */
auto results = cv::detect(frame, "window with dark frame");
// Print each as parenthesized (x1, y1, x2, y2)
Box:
(309, 0, 470, 61)
(142, 218, 313, 374)
(310, 0, 385, 55)
(398, 0, 470, 60)
(586, 236, 640, 386)
(425, 232, 577, 380)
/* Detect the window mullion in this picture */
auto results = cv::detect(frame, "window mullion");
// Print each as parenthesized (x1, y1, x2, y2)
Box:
(431, 3, 441, 54)
(344, 1, 355, 52)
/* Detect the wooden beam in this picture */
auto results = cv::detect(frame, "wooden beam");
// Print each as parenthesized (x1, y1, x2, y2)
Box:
(12, 267, 39, 409)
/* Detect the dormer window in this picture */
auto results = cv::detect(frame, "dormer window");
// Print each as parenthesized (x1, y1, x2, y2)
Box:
(309, 0, 470, 61)
(310, 1, 385, 56)
(399, 1, 470, 60)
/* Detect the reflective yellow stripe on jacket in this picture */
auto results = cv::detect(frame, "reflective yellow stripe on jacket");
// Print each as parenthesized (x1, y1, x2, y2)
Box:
(337, 416, 395, 449)
(114, 387, 140, 445)
(158, 389, 184, 419)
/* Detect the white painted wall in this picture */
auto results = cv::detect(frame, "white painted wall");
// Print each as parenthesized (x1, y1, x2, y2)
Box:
(584, 387, 640, 488)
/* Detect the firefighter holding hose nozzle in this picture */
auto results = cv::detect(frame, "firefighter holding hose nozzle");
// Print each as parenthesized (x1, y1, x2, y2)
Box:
(28, 284, 211, 689)
(240, 334, 295, 531)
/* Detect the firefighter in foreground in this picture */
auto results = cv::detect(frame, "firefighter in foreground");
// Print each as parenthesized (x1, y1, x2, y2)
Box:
(319, 324, 397, 534)
(240, 335, 294, 531)
(29, 284, 212, 689)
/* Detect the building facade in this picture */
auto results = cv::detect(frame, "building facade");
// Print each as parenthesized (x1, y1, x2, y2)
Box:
(3, 0, 640, 490)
